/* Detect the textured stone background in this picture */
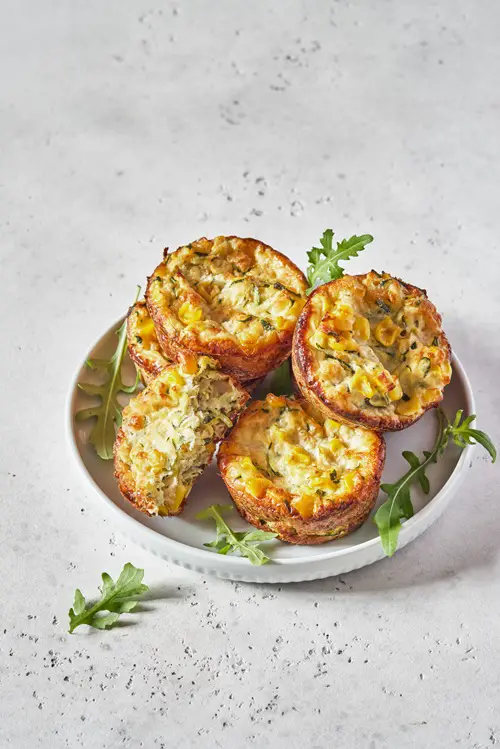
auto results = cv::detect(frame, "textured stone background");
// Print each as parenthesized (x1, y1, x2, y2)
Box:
(1, 1, 500, 747)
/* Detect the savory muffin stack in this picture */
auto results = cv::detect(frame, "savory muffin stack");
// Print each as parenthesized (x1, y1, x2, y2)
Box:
(115, 236, 452, 545)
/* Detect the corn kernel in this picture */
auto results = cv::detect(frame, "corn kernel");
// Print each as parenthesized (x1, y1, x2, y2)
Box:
(173, 483, 188, 511)
(270, 426, 287, 443)
(351, 370, 374, 398)
(266, 394, 287, 408)
(239, 456, 255, 471)
(375, 316, 401, 346)
(333, 305, 355, 331)
(311, 477, 334, 492)
(275, 316, 288, 331)
(327, 337, 357, 352)
(178, 301, 203, 324)
(353, 316, 370, 340)
(149, 449, 165, 472)
(140, 320, 157, 337)
(165, 368, 185, 388)
(341, 471, 356, 492)
(292, 494, 316, 519)
(388, 382, 403, 401)
(312, 331, 330, 349)
(273, 297, 292, 316)
(182, 354, 198, 375)
(373, 368, 394, 394)
(324, 418, 341, 435)
(329, 438, 343, 453)
(420, 387, 440, 406)
(396, 393, 421, 415)
(291, 447, 312, 465)
(247, 477, 270, 499)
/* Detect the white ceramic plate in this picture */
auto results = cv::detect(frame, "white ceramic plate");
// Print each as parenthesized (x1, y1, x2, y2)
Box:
(67, 319, 476, 583)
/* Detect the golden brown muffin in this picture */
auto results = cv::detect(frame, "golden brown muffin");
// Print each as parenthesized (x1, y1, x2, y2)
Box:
(292, 271, 452, 431)
(126, 300, 172, 384)
(145, 236, 307, 382)
(114, 356, 249, 516)
(218, 394, 385, 544)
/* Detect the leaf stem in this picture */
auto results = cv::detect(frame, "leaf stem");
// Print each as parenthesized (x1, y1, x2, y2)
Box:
(382, 409, 447, 518)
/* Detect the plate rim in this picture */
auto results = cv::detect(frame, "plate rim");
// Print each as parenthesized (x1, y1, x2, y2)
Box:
(66, 317, 476, 580)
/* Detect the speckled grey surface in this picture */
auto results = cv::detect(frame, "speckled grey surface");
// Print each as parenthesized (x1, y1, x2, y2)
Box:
(1, 1, 500, 747)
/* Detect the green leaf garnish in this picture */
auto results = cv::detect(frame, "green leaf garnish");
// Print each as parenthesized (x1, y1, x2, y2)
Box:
(76, 287, 141, 459)
(196, 504, 277, 565)
(268, 358, 294, 396)
(68, 563, 148, 633)
(374, 409, 496, 556)
(447, 410, 497, 462)
(306, 229, 373, 293)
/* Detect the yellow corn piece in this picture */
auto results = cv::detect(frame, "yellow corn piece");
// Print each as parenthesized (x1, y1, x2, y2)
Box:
(149, 449, 165, 473)
(178, 301, 203, 324)
(239, 456, 255, 472)
(311, 476, 334, 492)
(332, 305, 355, 331)
(267, 394, 287, 408)
(140, 320, 157, 337)
(324, 418, 341, 435)
(158, 484, 188, 515)
(290, 447, 312, 465)
(273, 297, 292, 316)
(165, 368, 185, 388)
(388, 382, 403, 401)
(341, 471, 356, 492)
(329, 438, 343, 453)
(396, 393, 421, 415)
(275, 316, 288, 331)
(247, 477, 270, 499)
(420, 387, 440, 406)
(292, 494, 316, 519)
(182, 354, 198, 375)
(173, 484, 188, 511)
(350, 370, 374, 398)
(270, 426, 287, 443)
(327, 337, 357, 352)
(311, 331, 330, 349)
(353, 316, 370, 340)
(375, 316, 401, 346)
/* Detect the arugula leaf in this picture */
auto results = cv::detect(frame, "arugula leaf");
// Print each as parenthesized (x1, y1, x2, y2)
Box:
(447, 410, 496, 462)
(196, 504, 277, 565)
(268, 358, 294, 397)
(306, 229, 373, 293)
(68, 563, 148, 633)
(374, 409, 496, 557)
(76, 287, 141, 459)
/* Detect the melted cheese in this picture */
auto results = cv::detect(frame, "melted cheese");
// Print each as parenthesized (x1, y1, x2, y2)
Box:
(304, 271, 451, 419)
(221, 395, 382, 520)
(147, 236, 307, 353)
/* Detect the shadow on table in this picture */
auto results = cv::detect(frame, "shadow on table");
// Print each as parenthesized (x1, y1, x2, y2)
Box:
(287, 477, 499, 595)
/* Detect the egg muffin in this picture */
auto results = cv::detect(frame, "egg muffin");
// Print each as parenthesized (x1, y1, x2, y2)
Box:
(127, 300, 172, 384)
(292, 271, 452, 431)
(145, 236, 307, 382)
(218, 394, 385, 544)
(114, 356, 249, 516)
